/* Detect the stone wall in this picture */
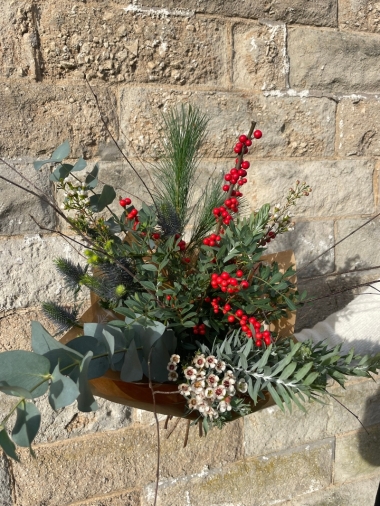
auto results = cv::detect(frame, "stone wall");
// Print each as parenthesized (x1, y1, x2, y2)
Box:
(1, 1, 380, 504)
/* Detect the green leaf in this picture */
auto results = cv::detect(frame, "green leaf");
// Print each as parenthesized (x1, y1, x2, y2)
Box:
(0, 383, 33, 399)
(0, 351, 50, 398)
(114, 307, 136, 319)
(51, 140, 70, 161)
(66, 336, 108, 378)
(283, 296, 296, 311)
(33, 159, 51, 170)
(49, 363, 80, 410)
(31, 321, 83, 373)
(96, 184, 116, 212)
(120, 340, 143, 382)
(182, 321, 196, 328)
(287, 388, 307, 412)
(294, 362, 314, 381)
(140, 281, 156, 291)
(267, 382, 285, 412)
(0, 428, 19, 461)
(238, 352, 248, 370)
(72, 157, 87, 172)
(76, 352, 99, 412)
(303, 372, 320, 386)
(255, 345, 272, 371)
(12, 401, 41, 447)
(49, 164, 74, 182)
(250, 377, 262, 404)
(279, 362, 298, 381)
(85, 163, 99, 189)
(141, 264, 158, 272)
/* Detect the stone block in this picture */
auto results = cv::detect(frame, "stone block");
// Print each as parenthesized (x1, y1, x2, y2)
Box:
(67, 489, 141, 506)
(0, 82, 118, 159)
(232, 21, 288, 91)
(0, 454, 12, 506)
(267, 220, 335, 278)
(0, 162, 56, 235)
(138, 0, 338, 27)
(144, 439, 333, 506)
(0, 234, 88, 311)
(38, 3, 227, 87)
(337, 99, 380, 157)
(282, 475, 380, 506)
(11, 418, 243, 506)
(334, 423, 380, 483)
(248, 159, 374, 218)
(339, 0, 369, 32)
(0, 1, 41, 80)
(120, 87, 336, 159)
(288, 27, 380, 93)
(335, 217, 380, 272)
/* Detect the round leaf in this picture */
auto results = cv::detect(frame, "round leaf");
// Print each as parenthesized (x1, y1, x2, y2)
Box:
(0, 351, 50, 398)
(12, 401, 41, 447)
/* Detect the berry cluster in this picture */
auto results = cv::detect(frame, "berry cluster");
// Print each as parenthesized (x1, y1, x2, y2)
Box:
(192, 323, 207, 335)
(202, 233, 222, 247)
(210, 272, 249, 294)
(119, 197, 132, 207)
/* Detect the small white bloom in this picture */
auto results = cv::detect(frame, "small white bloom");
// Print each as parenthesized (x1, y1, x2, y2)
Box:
(193, 354, 206, 369)
(196, 370, 206, 379)
(184, 366, 197, 381)
(237, 379, 248, 393)
(192, 379, 205, 393)
(205, 387, 215, 399)
(222, 377, 236, 390)
(81, 182, 87, 188)
(195, 392, 205, 402)
(218, 401, 227, 413)
(168, 371, 178, 381)
(214, 385, 227, 400)
(205, 355, 217, 369)
(206, 374, 219, 387)
(215, 360, 226, 373)
(170, 354, 180, 364)
(178, 384, 191, 397)
(167, 362, 177, 372)
(224, 370, 235, 378)
(188, 398, 198, 409)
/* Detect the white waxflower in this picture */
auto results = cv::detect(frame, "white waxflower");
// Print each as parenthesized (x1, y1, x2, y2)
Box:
(170, 354, 180, 364)
(196, 371, 206, 379)
(224, 370, 235, 378)
(167, 362, 177, 372)
(178, 384, 191, 397)
(218, 401, 228, 413)
(198, 402, 211, 414)
(188, 398, 198, 409)
(168, 371, 178, 381)
(193, 354, 206, 369)
(205, 355, 217, 369)
(205, 387, 215, 399)
(214, 385, 226, 400)
(222, 377, 236, 390)
(191, 379, 205, 394)
(206, 374, 219, 387)
(237, 379, 248, 393)
(215, 360, 226, 373)
(184, 367, 197, 381)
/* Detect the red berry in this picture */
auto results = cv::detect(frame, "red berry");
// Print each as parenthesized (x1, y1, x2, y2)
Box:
(166, 295, 172, 301)
(245, 139, 252, 147)
(124, 198, 132, 205)
(183, 257, 191, 263)
(224, 304, 231, 311)
(203, 238, 210, 246)
(241, 280, 249, 289)
(224, 174, 232, 181)
(242, 325, 249, 332)
(235, 309, 244, 318)
(223, 184, 230, 192)
(249, 317, 257, 325)
(119, 199, 127, 207)
(239, 134, 248, 143)
(205, 297, 211, 302)
(255, 339, 263, 347)
(236, 270, 243, 278)
(254, 130, 262, 139)
(241, 161, 250, 170)
(227, 315, 236, 323)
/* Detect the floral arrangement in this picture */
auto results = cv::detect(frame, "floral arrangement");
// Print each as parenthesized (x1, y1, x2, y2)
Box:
(1, 105, 380, 461)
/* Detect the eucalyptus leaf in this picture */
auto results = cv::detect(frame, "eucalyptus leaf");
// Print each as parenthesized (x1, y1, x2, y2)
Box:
(51, 140, 70, 161)
(120, 340, 143, 382)
(49, 363, 80, 410)
(66, 336, 109, 379)
(49, 164, 73, 182)
(12, 401, 41, 447)
(85, 163, 99, 188)
(76, 352, 99, 412)
(0, 351, 50, 398)
(72, 157, 87, 172)
(0, 428, 19, 461)
(97, 184, 116, 212)
(0, 382, 33, 399)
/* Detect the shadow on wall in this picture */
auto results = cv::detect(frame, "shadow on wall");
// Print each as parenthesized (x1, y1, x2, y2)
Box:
(295, 253, 380, 333)
(359, 388, 380, 469)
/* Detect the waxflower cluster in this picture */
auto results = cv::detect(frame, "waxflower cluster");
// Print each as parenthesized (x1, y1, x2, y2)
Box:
(173, 352, 249, 420)
(60, 175, 90, 212)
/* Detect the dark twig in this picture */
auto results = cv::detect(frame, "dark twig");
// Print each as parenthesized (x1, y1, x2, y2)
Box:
(327, 390, 369, 434)
(303, 279, 380, 304)
(85, 78, 158, 209)
(183, 418, 191, 448)
(148, 347, 161, 506)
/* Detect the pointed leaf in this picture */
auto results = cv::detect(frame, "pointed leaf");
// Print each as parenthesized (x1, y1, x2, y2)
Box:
(49, 363, 80, 410)
(0, 428, 19, 461)
(72, 157, 87, 172)
(120, 340, 143, 382)
(279, 362, 298, 381)
(66, 336, 108, 379)
(294, 362, 314, 381)
(267, 383, 285, 412)
(51, 140, 70, 161)
(49, 164, 73, 182)
(85, 163, 99, 188)
(33, 159, 51, 170)
(303, 371, 320, 386)
(12, 401, 41, 447)
(76, 352, 98, 412)
(97, 184, 116, 212)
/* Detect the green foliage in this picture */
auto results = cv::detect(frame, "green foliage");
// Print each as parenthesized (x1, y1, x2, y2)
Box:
(53, 257, 87, 291)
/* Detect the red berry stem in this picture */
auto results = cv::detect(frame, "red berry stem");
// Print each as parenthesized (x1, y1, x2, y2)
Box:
(215, 120, 256, 235)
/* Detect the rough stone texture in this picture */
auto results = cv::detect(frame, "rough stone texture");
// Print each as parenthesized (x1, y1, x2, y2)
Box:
(280, 475, 380, 505)
(232, 21, 288, 91)
(37, 4, 227, 87)
(138, 0, 338, 27)
(0, 234, 88, 311)
(0, 81, 118, 159)
(288, 27, 380, 93)
(247, 159, 374, 218)
(121, 87, 336, 159)
(337, 98, 380, 157)
(334, 423, 380, 483)
(145, 439, 333, 506)
(67, 489, 141, 506)
(339, 0, 369, 31)
(0, 1, 41, 80)
(335, 217, 380, 271)
(11, 419, 243, 506)
(0, 162, 56, 235)
(266, 220, 335, 278)
(0, 454, 13, 506)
